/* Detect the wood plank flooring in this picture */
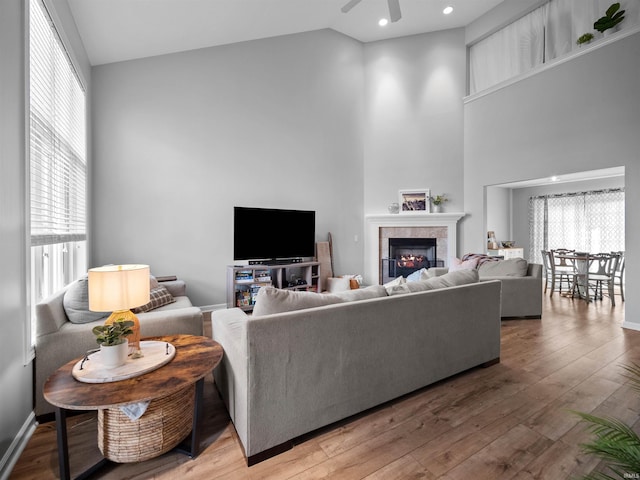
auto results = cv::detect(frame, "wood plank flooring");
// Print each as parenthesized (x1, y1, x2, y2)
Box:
(11, 293, 638, 480)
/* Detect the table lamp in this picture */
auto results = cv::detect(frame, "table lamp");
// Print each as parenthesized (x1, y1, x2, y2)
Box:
(88, 264, 150, 357)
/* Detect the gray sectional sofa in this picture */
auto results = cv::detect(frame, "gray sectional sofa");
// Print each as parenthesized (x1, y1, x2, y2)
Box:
(212, 270, 501, 465)
(35, 277, 203, 417)
(428, 258, 543, 319)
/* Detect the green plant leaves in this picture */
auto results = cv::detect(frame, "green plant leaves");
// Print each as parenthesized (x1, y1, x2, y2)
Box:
(594, 2, 626, 33)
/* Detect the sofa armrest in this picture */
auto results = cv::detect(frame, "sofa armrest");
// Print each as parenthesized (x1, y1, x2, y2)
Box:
(159, 279, 187, 297)
(527, 263, 543, 279)
(212, 308, 250, 451)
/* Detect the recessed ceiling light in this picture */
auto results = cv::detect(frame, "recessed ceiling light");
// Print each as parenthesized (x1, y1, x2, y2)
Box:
(443, 6, 453, 15)
(551, 175, 559, 181)
(378, 18, 389, 26)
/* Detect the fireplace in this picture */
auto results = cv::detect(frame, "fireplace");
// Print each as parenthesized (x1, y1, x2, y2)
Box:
(382, 238, 442, 283)
(365, 212, 465, 285)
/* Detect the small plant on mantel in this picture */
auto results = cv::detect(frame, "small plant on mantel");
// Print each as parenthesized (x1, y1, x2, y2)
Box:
(92, 319, 134, 346)
(430, 194, 448, 206)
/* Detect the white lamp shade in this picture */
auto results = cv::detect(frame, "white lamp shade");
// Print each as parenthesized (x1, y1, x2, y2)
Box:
(88, 264, 150, 312)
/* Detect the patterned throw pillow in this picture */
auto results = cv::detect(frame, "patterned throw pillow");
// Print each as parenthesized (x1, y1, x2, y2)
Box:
(132, 285, 176, 313)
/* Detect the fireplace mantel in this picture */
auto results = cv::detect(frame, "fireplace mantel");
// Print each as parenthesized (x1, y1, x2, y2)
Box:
(364, 212, 466, 285)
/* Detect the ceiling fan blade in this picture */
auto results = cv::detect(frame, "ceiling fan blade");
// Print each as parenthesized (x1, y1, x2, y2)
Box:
(388, 0, 401, 22)
(341, 0, 363, 13)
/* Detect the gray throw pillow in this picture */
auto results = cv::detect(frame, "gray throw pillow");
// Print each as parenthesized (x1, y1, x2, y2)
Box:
(478, 258, 528, 277)
(63, 276, 109, 324)
(406, 268, 479, 293)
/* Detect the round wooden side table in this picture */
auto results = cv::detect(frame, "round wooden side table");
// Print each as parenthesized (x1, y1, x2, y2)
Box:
(44, 334, 223, 480)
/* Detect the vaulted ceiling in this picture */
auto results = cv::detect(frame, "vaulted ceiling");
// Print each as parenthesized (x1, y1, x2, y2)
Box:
(67, 0, 504, 65)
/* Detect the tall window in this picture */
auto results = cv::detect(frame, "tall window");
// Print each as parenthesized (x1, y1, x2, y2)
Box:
(29, 0, 87, 344)
(529, 189, 625, 264)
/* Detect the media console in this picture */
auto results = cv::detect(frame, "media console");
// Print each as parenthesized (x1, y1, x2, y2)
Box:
(227, 261, 321, 311)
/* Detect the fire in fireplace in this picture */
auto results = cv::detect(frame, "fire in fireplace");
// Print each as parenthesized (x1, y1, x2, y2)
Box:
(382, 238, 439, 282)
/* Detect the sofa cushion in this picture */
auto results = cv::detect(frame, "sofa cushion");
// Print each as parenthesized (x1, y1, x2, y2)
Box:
(332, 285, 387, 301)
(449, 257, 479, 271)
(478, 258, 528, 278)
(63, 277, 109, 324)
(407, 268, 480, 293)
(253, 287, 344, 316)
(406, 268, 431, 282)
(132, 285, 176, 313)
(383, 276, 405, 295)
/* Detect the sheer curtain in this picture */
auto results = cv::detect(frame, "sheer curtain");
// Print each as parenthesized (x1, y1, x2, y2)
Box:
(470, 0, 640, 94)
(529, 189, 625, 264)
(470, 4, 547, 94)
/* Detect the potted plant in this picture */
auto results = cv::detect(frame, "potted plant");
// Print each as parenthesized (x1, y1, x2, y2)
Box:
(92, 319, 134, 368)
(594, 2, 625, 35)
(430, 194, 448, 213)
(576, 32, 594, 46)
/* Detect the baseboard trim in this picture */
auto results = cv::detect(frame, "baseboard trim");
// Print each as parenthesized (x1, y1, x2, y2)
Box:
(623, 321, 640, 332)
(0, 412, 36, 480)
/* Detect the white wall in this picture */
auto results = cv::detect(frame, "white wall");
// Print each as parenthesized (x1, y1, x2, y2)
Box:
(464, 31, 640, 328)
(363, 28, 466, 219)
(0, 1, 32, 474)
(91, 29, 365, 306)
(486, 187, 512, 247)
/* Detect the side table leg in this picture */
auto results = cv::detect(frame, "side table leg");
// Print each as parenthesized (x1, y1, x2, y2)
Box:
(190, 378, 204, 457)
(55, 407, 71, 480)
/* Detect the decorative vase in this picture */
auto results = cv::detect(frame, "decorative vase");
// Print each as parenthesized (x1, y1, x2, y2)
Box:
(388, 202, 400, 214)
(100, 340, 129, 368)
(432, 204, 443, 213)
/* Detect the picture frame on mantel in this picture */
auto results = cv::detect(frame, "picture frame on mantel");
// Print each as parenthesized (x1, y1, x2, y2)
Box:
(399, 189, 430, 213)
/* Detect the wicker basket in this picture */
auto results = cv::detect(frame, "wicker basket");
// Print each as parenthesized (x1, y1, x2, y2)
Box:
(98, 384, 195, 463)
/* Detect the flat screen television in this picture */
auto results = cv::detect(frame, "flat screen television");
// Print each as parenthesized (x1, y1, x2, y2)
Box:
(234, 207, 316, 262)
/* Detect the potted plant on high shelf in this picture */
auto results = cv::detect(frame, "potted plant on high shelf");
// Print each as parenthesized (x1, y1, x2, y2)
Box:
(430, 194, 448, 213)
(576, 32, 594, 46)
(594, 2, 625, 36)
(92, 319, 134, 368)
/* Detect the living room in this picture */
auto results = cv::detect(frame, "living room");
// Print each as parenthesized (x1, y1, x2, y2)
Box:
(2, 0, 639, 477)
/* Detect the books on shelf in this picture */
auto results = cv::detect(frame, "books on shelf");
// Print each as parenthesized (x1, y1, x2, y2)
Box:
(235, 269, 271, 284)
(236, 285, 264, 308)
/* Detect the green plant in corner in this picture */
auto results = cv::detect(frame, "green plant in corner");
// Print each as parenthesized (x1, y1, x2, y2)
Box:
(573, 363, 640, 479)
(577, 32, 595, 45)
(430, 194, 448, 206)
(92, 319, 134, 346)
(594, 2, 625, 33)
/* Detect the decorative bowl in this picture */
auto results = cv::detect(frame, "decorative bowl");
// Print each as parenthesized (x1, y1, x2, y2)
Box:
(501, 241, 515, 248)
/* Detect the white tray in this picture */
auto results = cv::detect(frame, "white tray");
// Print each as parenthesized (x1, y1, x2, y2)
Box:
(72, 340, 176, 383)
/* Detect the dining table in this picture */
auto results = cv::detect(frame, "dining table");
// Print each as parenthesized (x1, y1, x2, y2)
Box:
(555, 252, 593, 302)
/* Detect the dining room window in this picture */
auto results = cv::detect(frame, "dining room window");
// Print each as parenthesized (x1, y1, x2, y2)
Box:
(529, 188, 625, 264)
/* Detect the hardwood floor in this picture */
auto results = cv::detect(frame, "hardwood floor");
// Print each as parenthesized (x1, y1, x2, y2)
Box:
(11, 293, 638, 480)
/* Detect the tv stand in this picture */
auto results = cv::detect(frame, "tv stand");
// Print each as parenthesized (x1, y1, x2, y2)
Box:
(227, 261, 322, 311)
(249, 258, 303, 266)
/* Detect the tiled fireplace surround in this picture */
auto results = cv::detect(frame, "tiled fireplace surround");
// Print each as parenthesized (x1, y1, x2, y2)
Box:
(364, 213, 466, 285)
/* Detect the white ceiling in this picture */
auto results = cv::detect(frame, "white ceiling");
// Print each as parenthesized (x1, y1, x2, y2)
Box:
(67, 0, 504, 66)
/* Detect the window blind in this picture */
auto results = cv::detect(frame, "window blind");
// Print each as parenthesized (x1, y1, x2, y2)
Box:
(29, 0, 86, 247)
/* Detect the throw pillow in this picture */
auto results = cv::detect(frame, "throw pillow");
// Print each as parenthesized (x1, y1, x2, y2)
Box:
(326, 277, 351, 293)
(406, 268, 479, 293)
(478, 258, 528, 277)
(383, 276, 405, 295)
(406, 268, 430, 282)
(449, 257, 479, 271)
(132, 285, 176, 313)
(149, 274, 159, 289)
(252, 287, 345, 316)
(63, 276, 110, 324)
(386, 283, 411, 296)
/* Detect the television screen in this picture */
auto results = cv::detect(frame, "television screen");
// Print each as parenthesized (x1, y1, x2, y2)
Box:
(234, 207, 316, 261)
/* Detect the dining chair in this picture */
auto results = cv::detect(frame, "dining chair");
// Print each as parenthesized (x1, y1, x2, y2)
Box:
(540, 250, 553, 294)
(612, 251, 625, 302)
(587, 253, 619, 306)
(549, 249, 575, 296)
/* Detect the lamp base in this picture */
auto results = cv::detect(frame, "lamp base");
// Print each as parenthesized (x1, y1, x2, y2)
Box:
(105, 310, 142, 357)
